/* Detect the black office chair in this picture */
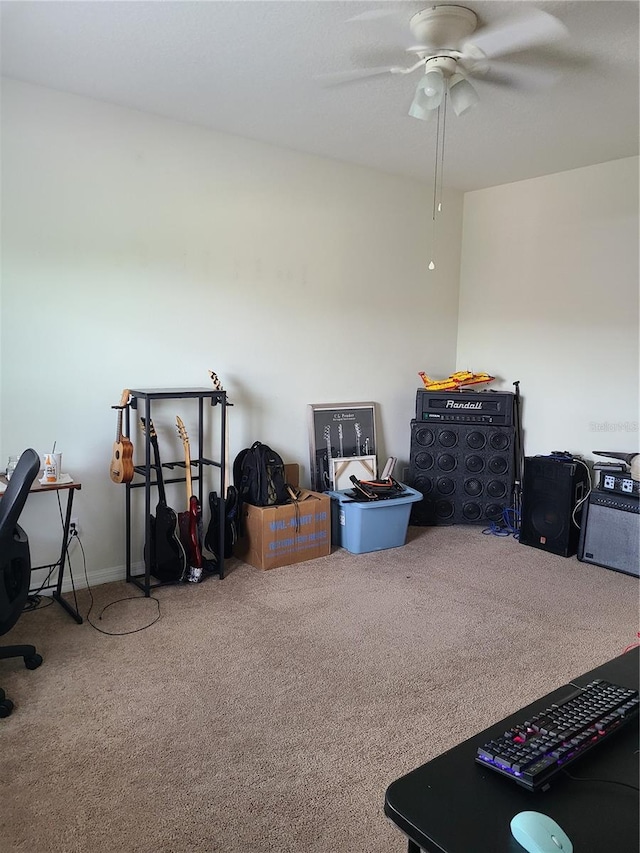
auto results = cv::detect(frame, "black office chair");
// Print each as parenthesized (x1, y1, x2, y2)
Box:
(0, 448, 42, 717)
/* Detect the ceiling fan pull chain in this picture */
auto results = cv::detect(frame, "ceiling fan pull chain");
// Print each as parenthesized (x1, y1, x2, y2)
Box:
(437, 92, 448, 214)
(428, 105, 441, 272)
(432, 105, 441, 223)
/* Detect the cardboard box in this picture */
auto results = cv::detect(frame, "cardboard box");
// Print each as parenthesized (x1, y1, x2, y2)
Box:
(234, 489, 331, 570)
(284, 463, 299, 488)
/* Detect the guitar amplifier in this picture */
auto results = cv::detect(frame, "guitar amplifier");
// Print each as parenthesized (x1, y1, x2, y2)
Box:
(415, 390, 514, 426)
(578, 489, 640, 577)
(599, 471, 640, 497)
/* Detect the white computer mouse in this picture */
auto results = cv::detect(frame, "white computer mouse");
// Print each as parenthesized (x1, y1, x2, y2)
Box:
(510, 811, 573, 853)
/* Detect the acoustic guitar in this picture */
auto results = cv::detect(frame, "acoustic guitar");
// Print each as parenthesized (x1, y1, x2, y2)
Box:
(176, 416, 203, 583)
(140, 417, 186, 582)
(109, 389, 134, 484)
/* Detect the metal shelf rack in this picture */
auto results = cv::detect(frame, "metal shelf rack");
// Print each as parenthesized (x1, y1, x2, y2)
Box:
(124, 387, 229, 595)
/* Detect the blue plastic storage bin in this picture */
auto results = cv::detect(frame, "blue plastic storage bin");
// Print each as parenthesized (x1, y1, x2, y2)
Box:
(327, 485, 423, 554)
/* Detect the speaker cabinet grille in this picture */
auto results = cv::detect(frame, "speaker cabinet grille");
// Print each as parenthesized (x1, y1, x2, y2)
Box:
(408, 420, 515, 525)
(519, 456, 589, 557)
(578, 491, 640, 576)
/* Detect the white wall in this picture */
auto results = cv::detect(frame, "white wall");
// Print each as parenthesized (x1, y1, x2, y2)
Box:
(457, 157, 639, 461)
(1, 79, 463, 582)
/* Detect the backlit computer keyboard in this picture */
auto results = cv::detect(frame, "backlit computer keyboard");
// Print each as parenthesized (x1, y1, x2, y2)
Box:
(475, 678, 639, 791)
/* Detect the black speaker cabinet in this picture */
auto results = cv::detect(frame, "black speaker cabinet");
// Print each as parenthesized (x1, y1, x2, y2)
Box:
(407, 420, 515, 525)
(520, 456, 589, 557)
(578, 490, 640, 577)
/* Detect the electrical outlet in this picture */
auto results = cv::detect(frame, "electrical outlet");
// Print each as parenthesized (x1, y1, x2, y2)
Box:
(70, 516, 80, 536)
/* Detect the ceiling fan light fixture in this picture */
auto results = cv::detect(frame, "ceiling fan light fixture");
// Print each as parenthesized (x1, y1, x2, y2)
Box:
(448, 73, 480, 117)
(421, 67, 445, 100)
(408, 96, 439, 122)
(409, 67, 445, 119)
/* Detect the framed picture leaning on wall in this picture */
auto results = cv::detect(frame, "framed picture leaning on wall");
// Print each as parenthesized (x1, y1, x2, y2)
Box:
(308, 402, 377, 491)
(331, 456, 378, 491)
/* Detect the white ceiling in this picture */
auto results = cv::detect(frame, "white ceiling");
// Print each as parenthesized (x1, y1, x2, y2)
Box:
(1, 1, 638, 191)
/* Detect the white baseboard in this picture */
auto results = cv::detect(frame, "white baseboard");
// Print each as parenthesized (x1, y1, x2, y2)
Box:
(30, 561, 136, 596)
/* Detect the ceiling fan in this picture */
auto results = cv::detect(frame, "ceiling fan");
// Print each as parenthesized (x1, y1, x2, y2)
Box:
(320, 4, 570, 120)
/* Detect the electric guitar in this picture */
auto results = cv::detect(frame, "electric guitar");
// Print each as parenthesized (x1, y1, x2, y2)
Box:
(109, 389, 134, 484)
(140, 417, 186, 582)
(205, 370, 237, 561)
(323, 424, 333, 488)
(354, 422, 362, 456)
(176, 416, 203, 583)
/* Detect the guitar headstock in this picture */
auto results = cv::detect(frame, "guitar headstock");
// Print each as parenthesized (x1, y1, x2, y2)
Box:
(112, 388, 131, 410)
(208, 369, 224, 392)
(139, 417, 157, 439)
(176, 415, 190, 448)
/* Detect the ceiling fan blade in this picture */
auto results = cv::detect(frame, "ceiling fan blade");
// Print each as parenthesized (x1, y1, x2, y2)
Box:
(314, 65, 398, 86)
(345, 7, 415, 50)
(462, 8, 568, 60)
(345, 9, 397, 24)
(476, 61, 561, 92)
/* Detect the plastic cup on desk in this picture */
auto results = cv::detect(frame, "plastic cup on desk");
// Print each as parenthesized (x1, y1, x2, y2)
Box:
(53, 452, 63, 480)
(42, 453, 57, 483)
(6, 455, 19, 480)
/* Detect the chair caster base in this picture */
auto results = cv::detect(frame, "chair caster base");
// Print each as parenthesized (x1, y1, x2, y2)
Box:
(0, 697, 14, 717)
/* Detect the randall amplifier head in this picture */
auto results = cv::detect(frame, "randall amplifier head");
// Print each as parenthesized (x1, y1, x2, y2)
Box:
(578, 490, 639, 577)
(416, 389, 514, 426)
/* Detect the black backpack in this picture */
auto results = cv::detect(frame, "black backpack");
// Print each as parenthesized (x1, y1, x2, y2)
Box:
(233, 442, 291, 511)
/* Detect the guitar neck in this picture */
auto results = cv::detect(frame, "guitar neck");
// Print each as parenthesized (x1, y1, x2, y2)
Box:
(150, 436, 167, 505)
(325, 427, 332, 460)
(209, 370, 230, 493)
(115, 388, 130, 443)
(183, 442, 193, 504)
(324, 425, 332, 486)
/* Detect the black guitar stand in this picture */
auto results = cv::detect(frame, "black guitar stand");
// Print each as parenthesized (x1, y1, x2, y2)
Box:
(512, 380, 525, 522)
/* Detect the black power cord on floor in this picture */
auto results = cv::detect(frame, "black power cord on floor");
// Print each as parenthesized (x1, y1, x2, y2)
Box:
(23, 594, 54, 612)
(70, 533, 162, 635)
(25, 529, 163, 635)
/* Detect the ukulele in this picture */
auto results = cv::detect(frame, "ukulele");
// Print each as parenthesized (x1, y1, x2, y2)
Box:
(175, 416, 203, 583)
(205, 371, 237, 561)
(109, 389, 134, 484)
(140, 417, 186, 582)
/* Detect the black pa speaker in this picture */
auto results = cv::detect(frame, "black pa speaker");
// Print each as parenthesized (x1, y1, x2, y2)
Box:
(520, 456, 589, 557)
(578, 490, 640, 577)
(408, 420, 515, 525)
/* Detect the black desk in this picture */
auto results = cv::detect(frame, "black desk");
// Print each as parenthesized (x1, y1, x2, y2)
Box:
(385, 648, 639, 853)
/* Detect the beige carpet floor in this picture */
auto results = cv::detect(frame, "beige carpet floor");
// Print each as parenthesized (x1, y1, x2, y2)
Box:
(2, 525, 638, 853)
